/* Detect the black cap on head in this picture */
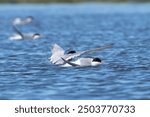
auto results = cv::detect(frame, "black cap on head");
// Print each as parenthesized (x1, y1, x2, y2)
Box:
(34, 33, 40, 36)
(92, 58, 101, 62)
(32, 33, 40, 38)
(28, 16, 33, 19)
(67, 50, 76, 54)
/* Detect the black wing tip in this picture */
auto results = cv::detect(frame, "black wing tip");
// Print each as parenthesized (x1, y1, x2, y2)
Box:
(61, 57, 65, 61)
(12, 25, 24, 39)
(61, 57, 79, 67)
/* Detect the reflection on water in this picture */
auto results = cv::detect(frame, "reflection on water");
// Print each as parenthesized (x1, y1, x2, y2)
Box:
(0, 3, 150, 99)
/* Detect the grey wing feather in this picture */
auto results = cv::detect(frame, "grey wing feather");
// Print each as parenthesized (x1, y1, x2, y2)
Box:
(50, 44, 65, 64)
(51, 43, 64, 54)
(65, 44, 113, 60)
(80, 43, 113, 55)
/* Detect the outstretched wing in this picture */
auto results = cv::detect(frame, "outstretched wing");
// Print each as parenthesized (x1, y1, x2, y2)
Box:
(65, 43, 113, 60)
(13, 25, 24, 39)
(61, 57, 79, 67)
(50, 44, 65, 64)
(51, 43, 64, 54)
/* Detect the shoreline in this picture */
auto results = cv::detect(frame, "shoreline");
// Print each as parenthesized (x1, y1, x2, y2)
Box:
(0, 1, 150, 4)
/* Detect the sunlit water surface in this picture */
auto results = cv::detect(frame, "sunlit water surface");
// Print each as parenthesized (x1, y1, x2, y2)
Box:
(0, 3, 150, 99)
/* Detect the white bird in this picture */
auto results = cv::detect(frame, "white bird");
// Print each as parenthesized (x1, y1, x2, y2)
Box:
(49, 43, 113, 65)
(61, 57, 102, 67)
(12, 16, 33, 25)
(9, 25, 41, 40)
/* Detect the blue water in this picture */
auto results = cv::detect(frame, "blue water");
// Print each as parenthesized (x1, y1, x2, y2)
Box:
(0, 3, 150, 100)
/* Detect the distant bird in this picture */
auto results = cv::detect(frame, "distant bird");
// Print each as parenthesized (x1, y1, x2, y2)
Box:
(12, 16, 33, 25)
(9, 25, 41, 40)
(49, 43, 113, 65)
(61, 57, 102, 67)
